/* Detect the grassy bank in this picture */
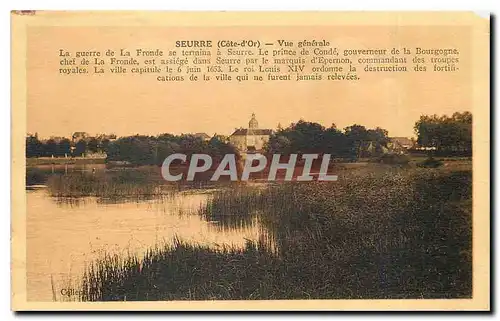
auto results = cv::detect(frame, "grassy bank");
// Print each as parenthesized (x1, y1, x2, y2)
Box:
(46, 169, 165, 200)
(26, 157, 106, 166)
(44, 167, 228, 200)
(79, 167, 472, 300)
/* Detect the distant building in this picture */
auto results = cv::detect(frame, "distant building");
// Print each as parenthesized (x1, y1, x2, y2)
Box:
(193, 132, 211, 141)
(390, 137, 413, 148)
(229, 113, 272, 153)
(48, 136, 67, 143)
(388, 137, 414, 154)
(97, 133, 117, 142)
(71, 132, 89, 143)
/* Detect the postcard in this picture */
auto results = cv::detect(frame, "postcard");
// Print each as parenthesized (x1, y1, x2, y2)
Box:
(11, 11, 490, 311)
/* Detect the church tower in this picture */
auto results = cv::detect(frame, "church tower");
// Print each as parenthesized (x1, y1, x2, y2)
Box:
(229, 112, 272, 154)
(249, 113, 259, 129)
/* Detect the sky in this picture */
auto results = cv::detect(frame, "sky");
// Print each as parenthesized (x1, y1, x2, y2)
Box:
(27, 25, 471, 139)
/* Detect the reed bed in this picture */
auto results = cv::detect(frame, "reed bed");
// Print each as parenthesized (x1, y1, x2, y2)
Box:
(45, 168, 237, 202)
(79, 168, 472, 300)
(46, 170, 169, 200)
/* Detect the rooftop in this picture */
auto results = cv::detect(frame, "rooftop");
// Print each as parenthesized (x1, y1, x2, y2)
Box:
(231, 128, 273, 136)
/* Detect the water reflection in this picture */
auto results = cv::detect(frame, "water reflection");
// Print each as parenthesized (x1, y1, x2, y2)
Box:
(26, 164, 265, 301)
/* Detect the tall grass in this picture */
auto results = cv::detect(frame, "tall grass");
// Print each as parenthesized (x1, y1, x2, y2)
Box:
(45, 169, 173, 201)
(80, 238, 277, 301)
(79, 168, 472, 300)
(45, 167, 236, 201)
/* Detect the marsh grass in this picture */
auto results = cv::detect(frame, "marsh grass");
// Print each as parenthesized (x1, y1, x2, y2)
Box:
(46, 169, 172, 201)
(45, 167, 238, 203)
(79, 168, 472, 300)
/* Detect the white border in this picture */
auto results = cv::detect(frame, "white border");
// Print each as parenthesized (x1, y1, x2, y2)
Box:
(3, 1, 497, 320)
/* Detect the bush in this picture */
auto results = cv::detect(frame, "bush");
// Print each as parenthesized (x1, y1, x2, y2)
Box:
(417, 157, 444, 168)
(376, 153, 410, 165)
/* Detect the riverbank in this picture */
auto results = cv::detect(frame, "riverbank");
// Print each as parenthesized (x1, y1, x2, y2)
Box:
(26, 157, 106, 166)
(79, 166, 472, 301)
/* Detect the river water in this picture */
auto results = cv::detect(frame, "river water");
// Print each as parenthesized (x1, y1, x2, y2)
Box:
(26, 164, 262, 301)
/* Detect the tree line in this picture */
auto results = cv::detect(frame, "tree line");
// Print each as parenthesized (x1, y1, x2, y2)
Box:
(265, 120, 390, 160)
(26, 132, 238, 166)
(26, 133, 115, 158)
(267, 111, 472, 158)
(106, 134, 239, 166)
(26, 111, 472, 162)
(414, 111, 472, 156)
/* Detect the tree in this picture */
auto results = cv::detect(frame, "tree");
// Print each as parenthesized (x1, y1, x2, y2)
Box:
(44, 139, 58, 157)
(74, 140, 87, 157)
(265, 120, 356, 159)
(367, 127, 390, 146)
(366, 127, 390, 157)
(268, 120, 327, 154)
(414, 112, 472, 156)
(178, 135, 209, 156)
(26, 134, 44, 158)
(155, 141, 180, 166)
(266, 135, 292, 155)
(87, 137, 99, 153)
(57, 138, 71, 157)
(106, 136, 156, 165)
(100, 138, 111, 153)
(344, 124, 369, 158)
(105, 133, 241, 166)
(323, 127, 353, 158)
(344, 124, 390, 158)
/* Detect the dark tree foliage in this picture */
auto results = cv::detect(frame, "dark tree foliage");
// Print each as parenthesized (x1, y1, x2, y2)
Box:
(100, 138, 111, 153)
(265, 120, 390, 160)
(87, 137, 100, 153)
(44, 139, 58, 157)
(26, 133, 117, 158)
(74, 140, 87, 157)
(106, 134, 240, 166)
(26, 134, 44, 158)
(57, 138, 71, 157)
(414, 111, 472, 156)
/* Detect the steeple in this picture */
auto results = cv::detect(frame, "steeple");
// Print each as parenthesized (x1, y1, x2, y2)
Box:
(249, 113, 259, 129)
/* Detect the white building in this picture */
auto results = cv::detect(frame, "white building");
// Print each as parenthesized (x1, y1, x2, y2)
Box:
(229, 113, 272, 153)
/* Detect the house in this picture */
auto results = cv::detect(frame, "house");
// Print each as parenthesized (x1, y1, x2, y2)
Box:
(71, 132, 89, 143)
(97, 133, 117, 142)
(229, 113, 272, 153)
(193, 132, 211, 141)
(388, 137, 414, 154)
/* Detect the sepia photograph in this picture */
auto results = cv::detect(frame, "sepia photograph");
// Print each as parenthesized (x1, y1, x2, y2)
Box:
(11, 11, 490, 311)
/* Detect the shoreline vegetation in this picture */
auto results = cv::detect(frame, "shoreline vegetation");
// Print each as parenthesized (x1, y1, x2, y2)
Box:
(26, 156, 106, 166)
(26, 112, 472, 167)
(77, 167, 472, 301)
